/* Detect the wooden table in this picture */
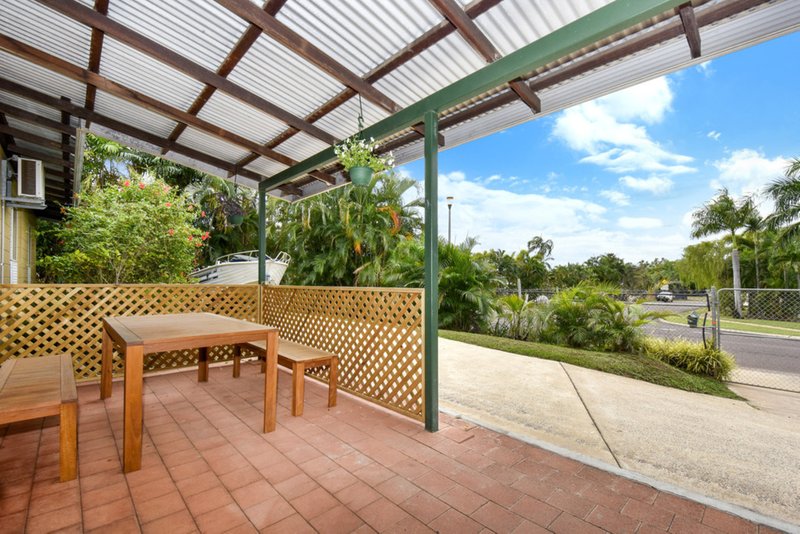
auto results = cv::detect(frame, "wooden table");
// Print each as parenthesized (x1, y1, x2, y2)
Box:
(101, 313, 278, 472)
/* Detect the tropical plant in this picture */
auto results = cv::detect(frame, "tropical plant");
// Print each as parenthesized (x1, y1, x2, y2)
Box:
(743, 213, 765, 288)
(640, 337, 735, 380)
(491, 295, 539, 340)
(333, 136, 394, 173)
(765, 158, 800, 243)
(690, 188, 755, 316)
(38, 177, 204, 283)
(536, 284, 664, 352)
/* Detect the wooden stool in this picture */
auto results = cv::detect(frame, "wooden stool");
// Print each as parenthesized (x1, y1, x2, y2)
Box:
(236, 340, 338, 416)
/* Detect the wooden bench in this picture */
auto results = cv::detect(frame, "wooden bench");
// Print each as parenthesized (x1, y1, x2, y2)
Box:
(234, 340, 338, 417)
(0, 354, 78, 481)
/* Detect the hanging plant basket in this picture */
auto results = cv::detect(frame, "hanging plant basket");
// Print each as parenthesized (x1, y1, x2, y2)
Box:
(227, 213, 244, 226)
(348, 166, 373, 186)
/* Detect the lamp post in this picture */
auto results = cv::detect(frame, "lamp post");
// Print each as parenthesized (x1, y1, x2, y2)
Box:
(446, 196, 454, 244)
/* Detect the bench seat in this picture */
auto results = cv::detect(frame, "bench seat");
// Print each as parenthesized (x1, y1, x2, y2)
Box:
(0, 354, 78, 481)
(235, 340, 337, 416)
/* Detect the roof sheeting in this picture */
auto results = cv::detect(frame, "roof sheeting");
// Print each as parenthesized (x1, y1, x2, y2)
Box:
(0, 0, 797, 208)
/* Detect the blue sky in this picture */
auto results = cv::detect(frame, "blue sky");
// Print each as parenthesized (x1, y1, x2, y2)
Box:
(401, 31, 800, 265)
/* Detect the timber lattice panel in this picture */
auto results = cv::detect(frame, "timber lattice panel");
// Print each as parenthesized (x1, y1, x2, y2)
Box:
(262, 286, 424, 420)
(0, 285, 259, 380)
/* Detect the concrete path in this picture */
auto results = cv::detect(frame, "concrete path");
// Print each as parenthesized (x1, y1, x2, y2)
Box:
(439, 338, 800, 527)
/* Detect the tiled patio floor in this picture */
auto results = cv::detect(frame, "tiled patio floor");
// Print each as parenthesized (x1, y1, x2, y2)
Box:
(0, 363, 779, 533)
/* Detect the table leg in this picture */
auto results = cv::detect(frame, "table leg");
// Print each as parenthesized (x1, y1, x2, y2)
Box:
(198, 347, 209, 382)
(101, 328, 113, 399)
(123, 345, 144, 473)
(232, 345, 241, 378)
(263, 331, 278, 432)
(328, 357, 338, 408)
(291, 362, 305, 417)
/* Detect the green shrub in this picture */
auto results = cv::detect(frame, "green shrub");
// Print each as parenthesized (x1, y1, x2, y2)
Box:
(640, 337, 736, 380)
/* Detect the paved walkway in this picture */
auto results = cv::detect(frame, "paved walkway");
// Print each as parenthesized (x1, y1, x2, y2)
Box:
(2, 363, 782, 533)
(439, 338, 800, 529)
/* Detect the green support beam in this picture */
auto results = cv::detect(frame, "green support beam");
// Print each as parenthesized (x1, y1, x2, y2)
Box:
(258, 188, 266, 284)
(423, 110, 439, 432)
(260, 0, 683, 192)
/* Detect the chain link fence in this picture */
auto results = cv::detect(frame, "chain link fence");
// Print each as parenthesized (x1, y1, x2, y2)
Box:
(715, 288, 800, 393)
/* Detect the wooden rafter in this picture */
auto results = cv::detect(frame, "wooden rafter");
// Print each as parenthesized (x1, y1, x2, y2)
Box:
(0, 78, 304, 197)
(430, 0, 540, 113)
(9, 144, 72, 167)
(36, 0, 338, 145)
(0, 36, 325, 174)
(233, 0, 501, 175)
(83, 0, 109, 118)
(0, 111, 14, 151)
(162, 0, 286, 154)
(679, 3, 702, 58)
(0, 124, 74, 152)
(60, 97, 73, 203)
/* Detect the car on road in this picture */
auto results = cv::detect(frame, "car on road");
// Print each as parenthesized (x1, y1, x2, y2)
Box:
(656, 291, 674, 302)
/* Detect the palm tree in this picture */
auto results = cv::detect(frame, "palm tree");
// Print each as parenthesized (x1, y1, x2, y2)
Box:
(765, 158, 800, 243)
(527, 236, 554, 264)
(743, 212, 764, 288)
(691, 188, 755, 317)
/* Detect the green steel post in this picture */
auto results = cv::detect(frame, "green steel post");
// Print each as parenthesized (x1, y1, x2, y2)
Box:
(423, 110, 439, 432)
(258, 188, 266, 285)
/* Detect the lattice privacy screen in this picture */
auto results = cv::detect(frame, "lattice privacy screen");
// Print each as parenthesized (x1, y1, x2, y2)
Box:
(261, 286, 424, 420)
(1, 284, 425, 420)
(0, 285, 259, 379)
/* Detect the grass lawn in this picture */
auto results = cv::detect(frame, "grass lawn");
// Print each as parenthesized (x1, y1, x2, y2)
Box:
(662, 309, 800, 337)
(439, 330, 741, 400)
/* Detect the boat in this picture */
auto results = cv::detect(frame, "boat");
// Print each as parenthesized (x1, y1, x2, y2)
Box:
(191, 250, 290, 285)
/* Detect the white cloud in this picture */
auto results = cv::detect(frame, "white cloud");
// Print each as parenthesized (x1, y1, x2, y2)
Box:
(707, 130, 721, 141)
(618, 217, 663, 229)
(711, 148, 788, 198)
(696, 60, 714, 77)
(599, 190, 630, 206)
(484, 174, 501, 183)
(552, 76, 695, 176)
(619, 175, 674, 194)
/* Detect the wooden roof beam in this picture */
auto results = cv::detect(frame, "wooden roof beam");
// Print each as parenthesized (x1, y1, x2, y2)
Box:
(430, 0, 540, 113)
(162, 0, 288, 154)
(215, 0, 401, 115)
(37, 0, 338, 145)
(0, 111, 14, 151)
(233, 0, 505, 172)
(9, 144, 72, 167)
(679, 3, 702, 58)
(0, 36, 313, 168)
(0, 124, 74, 152)
(0, 78, 305, 197)
(83, 0, 109, 119)
(60, 97, 74, 203)
(0, 102, 76, 135)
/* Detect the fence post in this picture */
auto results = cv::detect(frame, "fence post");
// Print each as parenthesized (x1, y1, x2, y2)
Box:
(710, 286, 720, 349)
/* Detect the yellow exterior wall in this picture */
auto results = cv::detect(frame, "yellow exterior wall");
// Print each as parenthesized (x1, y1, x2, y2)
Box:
(1, 146, 38, 284)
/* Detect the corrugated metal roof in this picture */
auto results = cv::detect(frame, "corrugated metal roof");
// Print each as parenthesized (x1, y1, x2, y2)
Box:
(0, 0, 797, 205)
(99, 37, 205, 111)
(107, 0, 249, 72)
(0, 0, 92, 67)
(4, 118, 62, 143)
(92, 90, 179, 139)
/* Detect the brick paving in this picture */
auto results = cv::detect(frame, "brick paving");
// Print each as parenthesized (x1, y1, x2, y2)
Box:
(0, 363, 781, 533)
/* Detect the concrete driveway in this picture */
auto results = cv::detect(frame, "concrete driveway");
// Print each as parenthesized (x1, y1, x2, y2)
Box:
(439, 338, 800, 527)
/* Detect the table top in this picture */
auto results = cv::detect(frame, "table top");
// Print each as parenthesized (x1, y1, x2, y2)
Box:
(0, 354, 76, 423)
(103, 313, 277, 353)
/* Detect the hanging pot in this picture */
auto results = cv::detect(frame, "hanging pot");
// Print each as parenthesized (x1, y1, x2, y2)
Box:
(349, 166, 373, 186)
(227, 213, 244, 226)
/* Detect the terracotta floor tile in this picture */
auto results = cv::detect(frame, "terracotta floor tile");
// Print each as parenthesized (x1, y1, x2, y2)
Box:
(653, 491, 705, 521)
(195, 502, 249, 534)
(550, 512, 606, 534)
(440, 485, 488, 515)
(310, 504, 365, 534)
(0, 510, 26, 533)
(702, 507, 759, 534)
(185, 485, 234, 517)
(273, 472, 318, 501)
(376, 475, 421, 504)
(0, 493, 31, 516)
(587, 504, 641, 534)
(621, 497, 674, 530)
(335, 481, 382, 511)
(352, 462, 395, 487)
(82, 495, 136, 531)
(384, 515, 436, 533)
(358, 497, 412, 532)
(25, 506, 80, 534)
(243, 494, 294, 529)
(546, 488, 596, 519)
(231, 479, 279, 510)
(428, 508, 484, 534)
(220, 466, 264, 491)
(412, 471, 456, 497)
(176, 470, 222, 498)
(315, 467, 358, 494)
(260, 513, 316, 534)
(141, 507, 197, 534)
(291, 486, 340, 520)
(511, 518, 552, 533)
(399, 491, 450, 524)
(510, 494, 560, 527)
(85, 514, 141, 534)
(135, 490, 188, 523)
(471, 500, 524, 532)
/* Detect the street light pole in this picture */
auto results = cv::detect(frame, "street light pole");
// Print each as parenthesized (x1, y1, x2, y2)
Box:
(446, 196, 454, 244)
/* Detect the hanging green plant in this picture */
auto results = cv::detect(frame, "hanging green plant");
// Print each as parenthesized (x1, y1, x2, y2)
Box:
(219, 194, 245, 226)
(334, 136, 394, 186)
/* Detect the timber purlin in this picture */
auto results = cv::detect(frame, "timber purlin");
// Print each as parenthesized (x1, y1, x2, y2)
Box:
(0, 284, 423, 421)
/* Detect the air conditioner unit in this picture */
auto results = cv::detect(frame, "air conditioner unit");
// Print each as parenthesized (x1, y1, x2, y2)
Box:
(16, 158, 44, 198)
